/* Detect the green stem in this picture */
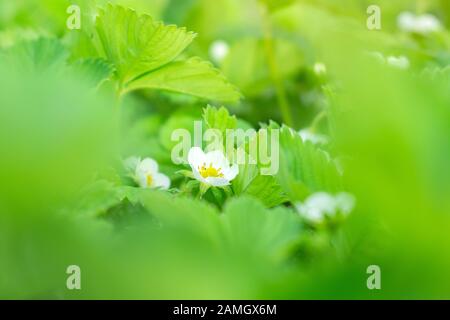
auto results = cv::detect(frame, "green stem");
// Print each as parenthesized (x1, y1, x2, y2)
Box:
(260, 4, 294, 127)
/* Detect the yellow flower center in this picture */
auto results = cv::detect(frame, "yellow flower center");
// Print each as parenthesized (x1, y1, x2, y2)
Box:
(146, 174, 153, 186)
(198, 163, 224, 179)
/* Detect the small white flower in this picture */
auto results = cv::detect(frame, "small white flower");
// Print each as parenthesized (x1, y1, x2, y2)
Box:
(188, 147, 238, 187)
(125, 157, 170, 190)
(299, 129, 329, 145)
(397, 12, 442, 34)
(386, 55, 410, 70)
(369, 52, 410, 70)
(209, 40, 229, 64)
(313, 62, 327, 76)
(295, 192, 355, 223)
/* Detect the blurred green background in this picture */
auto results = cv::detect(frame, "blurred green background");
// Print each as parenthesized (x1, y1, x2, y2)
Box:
(0, 0, 449, 299)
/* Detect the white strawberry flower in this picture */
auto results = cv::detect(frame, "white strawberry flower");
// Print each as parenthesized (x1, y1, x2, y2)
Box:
(125, 157, 170, 190)
(188, 147, 238, 187)
(397, 12, 442, 35)
(295, 192, 355, 223)
(368, 52, 410, 70)
(386, 55, 410, 70)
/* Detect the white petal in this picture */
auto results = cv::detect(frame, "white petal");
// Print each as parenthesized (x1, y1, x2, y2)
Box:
(335, 192, 355, 215)
(397, 12, 441, 34)
(136, 171, 149, 188)
(136, 158, 158, 175)
(307, 207, 325, 222)
(307, 192, 336, 212)
(192, 169, 207, 184)
(416, 14, 441, 33)
(205, 177, 230, 187)
(295, 202, 323, 222)
(398, 12, 416, 32)
(204, 150, 229, 168)
(152, 173, 171, 190)
(297, 192, 355, 222)
(188, 147, 206, 170)
(302, 192, 337, 221)
(387, 56, 410, 70)
(223, 163, 239, 181)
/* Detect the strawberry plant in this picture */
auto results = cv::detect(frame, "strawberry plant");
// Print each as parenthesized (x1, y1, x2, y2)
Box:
(1, 0, 450, 300)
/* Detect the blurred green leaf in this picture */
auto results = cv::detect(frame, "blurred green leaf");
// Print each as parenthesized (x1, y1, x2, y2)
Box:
(221, 196, 301, 260)
(275, 126, 342, 202)
(259, 0, 296, 12)
(222, 38, 304, 96)
(1, 37, 68, 72)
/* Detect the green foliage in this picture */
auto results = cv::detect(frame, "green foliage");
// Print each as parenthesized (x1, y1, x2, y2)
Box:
(1, 37, 68, 72)
(126, 57, 242, 102)
(275, 126, 342, 202)
(95, 3, 196, 84)
(203, 105, 237, 133)
(234, 173, 287, 208)
(2, 0, 450, 300)
(94, 4, 241, 102)
(70, 58, 115, 87)
(259, 0, 296, 12)
(220, 196, 301, 260)
(140, 191, 301, 259)
(1, 38, 115, 89)
(221, 38, 304, 97)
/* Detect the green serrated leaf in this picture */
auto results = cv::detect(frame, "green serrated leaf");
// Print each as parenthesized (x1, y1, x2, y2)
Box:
(125, 57, 242, 102)
(232, 152, 287, 208)
(140, 190, 221, 243)
(70, 58, 114, 87)
(232, 161, 259, 195)
(221, 196, 301, 260)
(241, 175, 288, 208)
(275, 125, 342, 202)
(94, 4, 196, 85)
(203, 105, 237, 132)
(230, 131, 284, 207)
